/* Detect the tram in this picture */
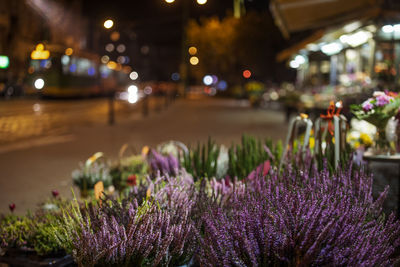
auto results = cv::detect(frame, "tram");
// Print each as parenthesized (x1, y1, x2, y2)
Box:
(25, 44, 129, 98)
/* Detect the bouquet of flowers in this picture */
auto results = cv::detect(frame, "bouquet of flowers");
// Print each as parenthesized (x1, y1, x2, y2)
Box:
(351, 91, 400, 154)
(351, 91, 400, 129)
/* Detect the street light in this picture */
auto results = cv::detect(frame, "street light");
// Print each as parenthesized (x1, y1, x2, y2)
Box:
(104, 19, 114, 29)
(164, 0, 207, 97)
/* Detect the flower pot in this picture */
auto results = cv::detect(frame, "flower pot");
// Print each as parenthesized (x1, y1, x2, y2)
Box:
(0, 248, 75, 266)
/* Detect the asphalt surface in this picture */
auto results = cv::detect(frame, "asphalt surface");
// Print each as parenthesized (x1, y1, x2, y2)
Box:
(0, 97, 287, 214)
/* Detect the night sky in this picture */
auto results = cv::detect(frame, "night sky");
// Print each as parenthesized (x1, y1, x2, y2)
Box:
(81, 0, 273, 81)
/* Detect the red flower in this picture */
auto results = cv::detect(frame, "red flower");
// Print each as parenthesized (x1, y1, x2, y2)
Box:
(127, 175, 137, 186)
(52, 190, 59, 198)
(9, 203, 15, 212)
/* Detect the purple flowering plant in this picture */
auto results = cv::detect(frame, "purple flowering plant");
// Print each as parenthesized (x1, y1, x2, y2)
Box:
(197, 159, 400, 266)
(351, 91, 400, 130)
(148, 150, 180, 177)
(67, 171, 198, 266)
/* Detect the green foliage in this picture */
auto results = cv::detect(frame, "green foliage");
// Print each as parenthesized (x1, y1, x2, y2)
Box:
(52, 194, 86, 254)
(181, 138, 220, 180)
(0, 198, 73, 256)
(228, 135, 281, 179)
(314, 138, 354, 174)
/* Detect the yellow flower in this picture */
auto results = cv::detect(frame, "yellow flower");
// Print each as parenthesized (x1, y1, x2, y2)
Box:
(354, 141, 360, 148)
(360, 133, 372, 146)
(309, 137, 315, 149)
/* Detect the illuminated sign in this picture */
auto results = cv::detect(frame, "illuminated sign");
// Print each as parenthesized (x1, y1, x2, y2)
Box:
(0, 55, 9, 69)
(31, 43, 50, 60)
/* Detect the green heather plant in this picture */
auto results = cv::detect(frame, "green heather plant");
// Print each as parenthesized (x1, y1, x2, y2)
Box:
(181, 138, 220, 180)
(52, 195, 86, 255)
(228, 135, 282, 179)
(0, 198, 72, 256)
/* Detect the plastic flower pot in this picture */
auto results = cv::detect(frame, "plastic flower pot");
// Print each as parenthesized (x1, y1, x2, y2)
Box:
(0, 248, 74, 266)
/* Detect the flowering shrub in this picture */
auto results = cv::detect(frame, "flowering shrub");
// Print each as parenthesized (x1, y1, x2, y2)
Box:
(2, 138, 400, 266)
(148, 150, 180, 177)
(69, 172, 197, 266)
(71, 201, 195, 266)
(198, 161, 400, 266)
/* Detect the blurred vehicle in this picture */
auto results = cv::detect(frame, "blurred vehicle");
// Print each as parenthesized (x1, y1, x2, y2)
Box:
(24, 45, 129, 98)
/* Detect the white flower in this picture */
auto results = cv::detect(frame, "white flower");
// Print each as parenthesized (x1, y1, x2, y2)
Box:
(373, 91, 385, 97)
(350, 118, 376, 135)
(216, 145, 229, 179)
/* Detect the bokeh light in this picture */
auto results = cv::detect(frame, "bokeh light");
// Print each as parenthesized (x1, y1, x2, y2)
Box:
(101, 55, 110, 64)
(104, 19, 114, 29)
(116, 44, 126, 53)
(144, 86, 153, 95)
(130, 71, 139, 80)
(65, 48, 73, 56)
(203, 75, 213, 86)
(107, 61, 117, 70)
(190, 56, 199, 65)
(197, 0, 207, 5)
(117, 56, 126, 64)
(105, 43, 114, 52)
(0, 55, 10, 69)
(243, 70, 251, 79)
(217, 80, 228, 90)
(34, 78, 45, 90)
(128, 85, 138, 94)
(188, 46, 197, 55)
(171, 72, 180, 81)
(110, 31, 120, 42)
(61, 55, 70, 65)
(165, 0, 175, 3)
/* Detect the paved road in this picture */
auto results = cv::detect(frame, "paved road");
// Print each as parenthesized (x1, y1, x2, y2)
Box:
(0, 97, 287, 214)
(0, 97, 166, 145)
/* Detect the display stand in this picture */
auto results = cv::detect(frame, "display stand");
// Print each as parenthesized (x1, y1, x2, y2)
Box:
(363, 152, 400, 215)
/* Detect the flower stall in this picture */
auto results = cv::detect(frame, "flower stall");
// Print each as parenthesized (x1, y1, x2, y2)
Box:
(1, 121, 400, 266)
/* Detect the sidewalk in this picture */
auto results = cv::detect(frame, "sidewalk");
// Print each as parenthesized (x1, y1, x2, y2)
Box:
(0, 98, 287, 214)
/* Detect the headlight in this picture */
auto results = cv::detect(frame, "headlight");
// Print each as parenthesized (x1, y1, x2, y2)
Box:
(127, 85, 139, 103)
(34, 78, 45, 90)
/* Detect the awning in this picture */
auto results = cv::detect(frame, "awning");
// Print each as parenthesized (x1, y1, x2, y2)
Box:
(270, 0, 382, 39)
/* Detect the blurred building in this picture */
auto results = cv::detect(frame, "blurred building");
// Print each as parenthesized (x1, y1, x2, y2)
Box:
(0, 0, 88, 93)
(270, 0, 400, 90)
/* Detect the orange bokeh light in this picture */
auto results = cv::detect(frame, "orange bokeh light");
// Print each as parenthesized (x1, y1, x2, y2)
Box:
(243, 70, 251, 79)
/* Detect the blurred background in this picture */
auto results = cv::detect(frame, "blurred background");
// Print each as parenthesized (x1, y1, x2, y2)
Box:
(1, 0, 400, 212)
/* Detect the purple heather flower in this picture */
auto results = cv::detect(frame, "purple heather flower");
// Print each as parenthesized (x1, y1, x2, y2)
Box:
(149, 150, 180, 177)
(198, 160, 400, 266)
(362, 100, 373, 111)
